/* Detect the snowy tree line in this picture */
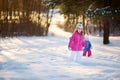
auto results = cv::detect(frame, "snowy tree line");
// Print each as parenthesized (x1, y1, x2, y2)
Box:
(0, 0, 120, 44)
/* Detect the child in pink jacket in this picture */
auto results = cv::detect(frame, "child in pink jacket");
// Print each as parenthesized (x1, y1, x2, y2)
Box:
(68, 22, 85, 62)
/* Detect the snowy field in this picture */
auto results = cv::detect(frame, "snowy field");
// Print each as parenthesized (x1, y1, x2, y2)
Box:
(0, 34, 120, 80)
(0, 13, 120, 80)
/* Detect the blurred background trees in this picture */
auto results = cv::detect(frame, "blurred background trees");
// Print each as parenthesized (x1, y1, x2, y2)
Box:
(0, 0, 46, 37)
(57, 0, 120, 44)
(0, 0, 120, 44)
(86, 0, 120, 44)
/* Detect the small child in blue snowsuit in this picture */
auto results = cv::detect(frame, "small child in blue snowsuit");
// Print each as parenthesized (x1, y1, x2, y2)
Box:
(83, 35, 92, 57)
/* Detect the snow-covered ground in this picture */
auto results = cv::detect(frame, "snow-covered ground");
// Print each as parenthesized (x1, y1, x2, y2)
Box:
(0, 34, 120, 80)
(0, 13, 120, 80)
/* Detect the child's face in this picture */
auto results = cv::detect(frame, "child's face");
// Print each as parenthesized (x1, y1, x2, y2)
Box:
(77, 28, 83, 33)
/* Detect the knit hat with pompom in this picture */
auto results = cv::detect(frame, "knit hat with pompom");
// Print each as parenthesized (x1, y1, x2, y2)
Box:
(76, 22, 83, 29)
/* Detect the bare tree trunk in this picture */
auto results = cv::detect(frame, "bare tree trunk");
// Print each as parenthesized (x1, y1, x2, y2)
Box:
(44, 9, 50, 36)
(45, 6, 55, 36)
(103, 17, 110, 44)
(103, 0, 110, 44)
(82, 13, 86, 34)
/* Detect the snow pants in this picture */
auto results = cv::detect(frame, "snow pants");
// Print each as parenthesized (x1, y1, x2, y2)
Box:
(83, 49, 92, 57)
(70, 51, 83, 62)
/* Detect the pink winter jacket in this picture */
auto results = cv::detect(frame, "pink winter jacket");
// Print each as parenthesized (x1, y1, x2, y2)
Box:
(68, 31, 85, 51)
